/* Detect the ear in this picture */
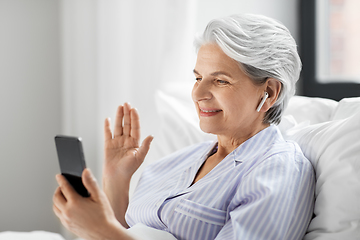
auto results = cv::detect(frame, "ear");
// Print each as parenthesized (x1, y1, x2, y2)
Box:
(260, 78, 281, 112)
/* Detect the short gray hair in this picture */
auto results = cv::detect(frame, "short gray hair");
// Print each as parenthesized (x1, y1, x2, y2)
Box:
(194, 14, 302, 125)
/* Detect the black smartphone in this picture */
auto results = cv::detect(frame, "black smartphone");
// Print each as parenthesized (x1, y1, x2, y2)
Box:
(54, 135, 90, 197)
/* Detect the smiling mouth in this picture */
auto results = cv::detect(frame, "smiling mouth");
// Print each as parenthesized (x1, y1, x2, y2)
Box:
(200, 109, 222, 113)
(199, 107, 223, 116)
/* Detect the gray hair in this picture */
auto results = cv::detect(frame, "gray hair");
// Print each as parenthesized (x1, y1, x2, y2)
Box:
(194, 14, 302, 125)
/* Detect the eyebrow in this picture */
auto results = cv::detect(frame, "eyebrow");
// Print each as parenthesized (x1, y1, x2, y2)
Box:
(193, 69, 232, 78)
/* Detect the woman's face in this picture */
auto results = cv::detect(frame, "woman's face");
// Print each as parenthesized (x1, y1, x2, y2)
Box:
(192, 44, 267, 140)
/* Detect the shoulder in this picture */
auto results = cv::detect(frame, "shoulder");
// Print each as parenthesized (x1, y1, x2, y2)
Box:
(266, 138, 313, 172)
(240, 126, 314, 179)
(235, 130, 315, 201)
(226, 130, 315, 240)
(264, 126, 311, 164)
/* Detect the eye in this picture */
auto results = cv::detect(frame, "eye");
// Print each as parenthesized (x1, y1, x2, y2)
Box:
(216, 79, 230, 84)
(195, 77, 202, 82)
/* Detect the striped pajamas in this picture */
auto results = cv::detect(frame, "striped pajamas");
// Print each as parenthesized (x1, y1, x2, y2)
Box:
(126, 126, 315, 240)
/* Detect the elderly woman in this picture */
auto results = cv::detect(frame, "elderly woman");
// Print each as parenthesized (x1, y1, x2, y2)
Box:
(53, 14, 315, 240)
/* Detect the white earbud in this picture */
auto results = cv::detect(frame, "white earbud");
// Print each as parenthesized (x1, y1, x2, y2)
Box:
(256, 92, 269, 112)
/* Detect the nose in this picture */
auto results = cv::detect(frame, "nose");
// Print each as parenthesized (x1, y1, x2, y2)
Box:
(192, 79, 213, 102)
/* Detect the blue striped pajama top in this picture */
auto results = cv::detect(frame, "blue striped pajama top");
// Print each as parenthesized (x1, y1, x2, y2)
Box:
(125, 125, 315, 240)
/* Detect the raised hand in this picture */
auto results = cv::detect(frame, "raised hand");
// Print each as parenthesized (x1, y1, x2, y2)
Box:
(102, 103, 153, 227)
(103, 103, 153, 180)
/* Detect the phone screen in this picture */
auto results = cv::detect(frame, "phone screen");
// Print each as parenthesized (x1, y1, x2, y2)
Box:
(54, 135, 90, 197)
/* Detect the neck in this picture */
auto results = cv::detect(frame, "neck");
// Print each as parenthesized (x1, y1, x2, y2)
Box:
(216, 123, 270, 157)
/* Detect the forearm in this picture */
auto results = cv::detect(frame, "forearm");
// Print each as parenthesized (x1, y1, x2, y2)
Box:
(103, 173, 131, 228)
(100, 219, 137, 240)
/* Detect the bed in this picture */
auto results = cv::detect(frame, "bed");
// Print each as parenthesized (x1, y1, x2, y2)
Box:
(147, 89, 360, 240)
(1, 89, 359, 240)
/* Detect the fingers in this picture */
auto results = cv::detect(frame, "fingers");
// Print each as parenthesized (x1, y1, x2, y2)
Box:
(53, 176, 71, 219)
(56, 174, 78, 201)
(82, 168, 100, 201)
(130, 108, 141, 141)
(104, 117, 112, 141)
(105, 103, 143, 140)
(137, 135, 154, 161)
(53, 203, 62, 218)
(123, 103, 131, 136)
(53, 186, 67, 212)
(113, 105, 124, 137)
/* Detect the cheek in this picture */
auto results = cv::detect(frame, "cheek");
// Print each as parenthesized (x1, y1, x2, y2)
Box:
(225, 94, 257, 115)
(237, 87, 261, 108)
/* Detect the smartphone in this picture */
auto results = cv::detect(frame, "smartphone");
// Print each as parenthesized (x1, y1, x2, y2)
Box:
(54, 135, 90, 197)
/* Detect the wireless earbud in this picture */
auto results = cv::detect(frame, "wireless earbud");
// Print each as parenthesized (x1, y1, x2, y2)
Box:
(256, 92, 269, 112)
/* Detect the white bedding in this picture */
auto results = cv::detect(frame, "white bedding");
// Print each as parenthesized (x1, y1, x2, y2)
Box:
(0, 224, 177, 240)
(2, 91, 359, 240)
(0, 231, 64, 240)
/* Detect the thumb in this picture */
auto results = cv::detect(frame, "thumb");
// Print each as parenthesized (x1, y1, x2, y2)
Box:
(137, 135, 154, 160)
(82, 168, 100, 201)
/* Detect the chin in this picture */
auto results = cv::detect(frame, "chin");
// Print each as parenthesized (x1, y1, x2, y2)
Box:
(199, 123, 218, 135)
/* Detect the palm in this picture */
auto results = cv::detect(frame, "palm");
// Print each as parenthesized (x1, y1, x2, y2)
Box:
(106, 137, 137, 160)
(103, 103, 153, 180)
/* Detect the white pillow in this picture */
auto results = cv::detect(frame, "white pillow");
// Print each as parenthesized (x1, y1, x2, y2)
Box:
(284, 96, 338, 124)
(283, 111, 360, 240)
(331, 97, 360, 120)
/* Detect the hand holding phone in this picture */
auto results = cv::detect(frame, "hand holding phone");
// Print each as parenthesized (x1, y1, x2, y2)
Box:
(54, 135, 90, 197)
